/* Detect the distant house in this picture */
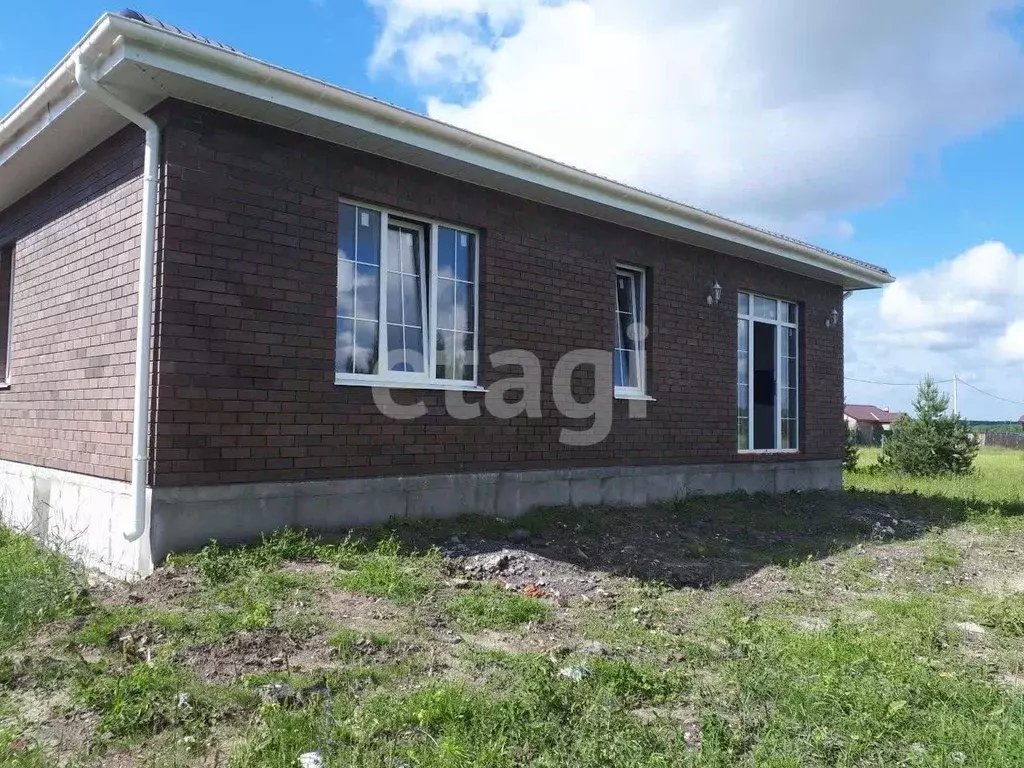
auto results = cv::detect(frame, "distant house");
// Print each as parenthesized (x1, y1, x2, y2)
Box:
(844, 404, 905, 445)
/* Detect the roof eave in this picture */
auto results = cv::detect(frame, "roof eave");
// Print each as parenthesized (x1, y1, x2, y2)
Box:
(0, 13, 893, 290)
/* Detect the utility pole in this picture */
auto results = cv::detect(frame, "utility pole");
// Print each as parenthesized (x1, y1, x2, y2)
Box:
(952, 373, 958, 416)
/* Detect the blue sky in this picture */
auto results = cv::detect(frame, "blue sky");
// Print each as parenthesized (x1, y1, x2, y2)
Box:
(2, 0, 1024, 419)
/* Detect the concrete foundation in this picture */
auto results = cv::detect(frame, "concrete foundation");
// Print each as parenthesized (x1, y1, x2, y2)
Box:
(150, 459, 841, 565)
(1, 458, 841, 578)
(0, 459, 153, 579)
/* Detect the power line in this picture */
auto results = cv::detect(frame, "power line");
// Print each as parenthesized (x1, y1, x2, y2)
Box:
(846, 375, 1024, 409)
(845, 376, 953, 387)
(957, 379, 1024, 408)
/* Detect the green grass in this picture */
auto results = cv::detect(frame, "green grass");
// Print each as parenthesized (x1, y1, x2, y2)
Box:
(446, 584, 551, 631)
(332, 537, 441, 604)
(706, 596, 1024, 765)
(0, 527, 87, 649)
(5, 448, 1024, 766)
(849, 447, 1024, 506)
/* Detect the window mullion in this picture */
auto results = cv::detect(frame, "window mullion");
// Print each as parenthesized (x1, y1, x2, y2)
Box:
(428, 225, 438, 381)
(418, 224, 429, 377)
(748, 315, 755, 449)
(775, 322, 782, 450)
(472, 232, 480, 385)
(377, 211, 389, 376)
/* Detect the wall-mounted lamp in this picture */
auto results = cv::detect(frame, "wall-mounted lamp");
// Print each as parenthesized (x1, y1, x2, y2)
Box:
(706, 281, 722, 306)
(825, 307, 840, 328)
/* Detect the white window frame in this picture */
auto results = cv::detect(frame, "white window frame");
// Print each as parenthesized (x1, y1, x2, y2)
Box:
(614, 263, 649, 400)
(0, 244, 13, 388)
(335, 199, 482, 391)
(737, 292, 799, 453)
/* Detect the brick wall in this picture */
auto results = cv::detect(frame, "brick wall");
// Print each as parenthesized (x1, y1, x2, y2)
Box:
(151, 101, 844, 487)
(0, 128, 143, 481)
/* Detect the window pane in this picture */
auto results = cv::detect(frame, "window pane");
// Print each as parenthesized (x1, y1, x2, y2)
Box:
(738, 292, 750, 315)
(387, 324, 405, 371)
(386, 271, 402, 324)
(614, 270, 642, 390)
(355, 264, 379, 321)
(353, 320, 378, 374)
(454, 331, 474, 381)
(338, 203, 357, 262)
(454, 283, 472, 331)
(337, 260, 355, 318)
(337, 206, 382, 377)
(784, 302, 798, 324)
(737, 318, 749, 449)
(405, 327, 424, 372)
(437, 279, 455, 330)
(437, 226, 457, 279)
(336, 317, 354, 374)
(0, 246, 11, 382)
(752, 296, 777, 320)
(384, 223, 425, 373)
(436, 227, 477, 381)
(403, 275, 422, 328)
(614, 351, 629, 388)
(455, 230, 473, 281)
(436, 329, 456, 379)
(355, 208, 381, 265)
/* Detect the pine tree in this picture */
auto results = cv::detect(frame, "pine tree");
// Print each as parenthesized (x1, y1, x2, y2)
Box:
(879, 376, 978, 476)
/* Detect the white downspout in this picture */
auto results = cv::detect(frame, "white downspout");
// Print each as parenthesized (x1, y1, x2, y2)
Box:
(74, 55, 158, 543)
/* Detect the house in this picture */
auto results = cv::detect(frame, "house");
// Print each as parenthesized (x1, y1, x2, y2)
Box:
(0, 11, 893, 577)
(844, 404, 905, 445)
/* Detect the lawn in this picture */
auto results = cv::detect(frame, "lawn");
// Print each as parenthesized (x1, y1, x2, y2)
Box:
(1, 448, 1024, 766)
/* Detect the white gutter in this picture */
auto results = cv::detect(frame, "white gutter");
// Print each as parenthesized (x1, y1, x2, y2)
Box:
(73, 54, 158, 543)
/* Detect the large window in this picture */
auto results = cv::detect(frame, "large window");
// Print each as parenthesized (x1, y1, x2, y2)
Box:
(614, 264, 647, 398)
(0, 244, 12, 385)
(738, 292, 798, 451)
(335, 201, 479, 387)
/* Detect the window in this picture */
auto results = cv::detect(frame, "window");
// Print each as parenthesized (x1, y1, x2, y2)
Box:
(0, 244, 12, 385)
(335, 201, 479, 387)
(614, 264, 647, 398)
(738, 292, 798, 451)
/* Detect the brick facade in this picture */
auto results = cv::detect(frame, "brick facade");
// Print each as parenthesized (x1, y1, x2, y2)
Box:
(0, 128, 143, 481)
(150, 101, 844, 487)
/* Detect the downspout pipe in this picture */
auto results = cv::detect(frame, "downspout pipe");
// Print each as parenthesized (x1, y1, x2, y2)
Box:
(74, 55, 158, 543)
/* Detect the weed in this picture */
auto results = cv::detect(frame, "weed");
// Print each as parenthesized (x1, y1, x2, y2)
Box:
(328, 629, 392, 659)
(923, 538, 962, 569)
(446, 584, 550, 631)
(0, 527, 88, 649)
(0, 728, 46, 768)
(334, 537, 440, 604)
(72, 656, 212, 744)
(971, 594, 1024, 637)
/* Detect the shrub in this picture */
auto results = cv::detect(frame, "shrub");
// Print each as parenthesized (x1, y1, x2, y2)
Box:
(879, 377, 977, 476)
(843, 421, 859, 472)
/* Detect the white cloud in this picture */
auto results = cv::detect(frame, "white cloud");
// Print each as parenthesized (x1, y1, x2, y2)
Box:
(368, 0, 1024, 233)
(846, 242, 1024, 419)
(998, 320, 1024, 361)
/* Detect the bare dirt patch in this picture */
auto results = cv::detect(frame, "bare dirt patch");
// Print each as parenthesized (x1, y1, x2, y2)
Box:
(180, 628, 337, 684)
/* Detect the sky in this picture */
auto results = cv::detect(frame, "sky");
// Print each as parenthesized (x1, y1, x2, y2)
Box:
(2, 0, 1024, 420)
